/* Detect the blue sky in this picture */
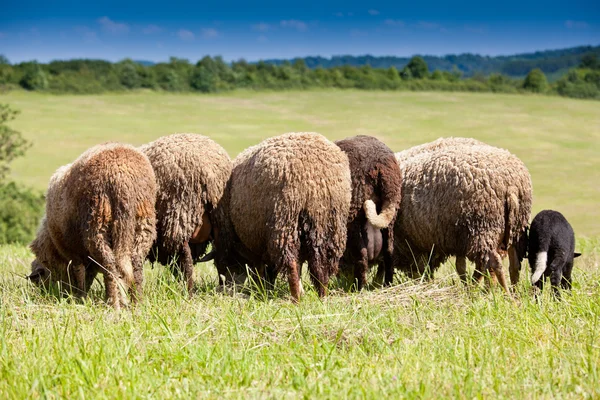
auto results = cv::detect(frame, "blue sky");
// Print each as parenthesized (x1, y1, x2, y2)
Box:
(1, 0, 599, 63)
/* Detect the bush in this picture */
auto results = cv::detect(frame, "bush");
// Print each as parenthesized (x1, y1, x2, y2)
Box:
(0, 182, 44, 244)
(523, 69, 548, 93)
(19, 63, 48, 91)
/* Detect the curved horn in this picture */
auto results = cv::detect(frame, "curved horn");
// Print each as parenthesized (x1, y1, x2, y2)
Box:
(363, 200, 397, 229)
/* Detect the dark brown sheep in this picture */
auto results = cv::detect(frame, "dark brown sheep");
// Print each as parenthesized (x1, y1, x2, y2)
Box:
(213, 132, 351, 301)
(140, 134, 232, 294)
(28, 143, 157, 310)
(335, 135, 402, 290)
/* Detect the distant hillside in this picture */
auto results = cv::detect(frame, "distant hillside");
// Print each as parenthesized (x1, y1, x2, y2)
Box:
(262, 45, 600, 79)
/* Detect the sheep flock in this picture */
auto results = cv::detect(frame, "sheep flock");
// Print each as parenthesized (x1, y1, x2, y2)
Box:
(28, 131, 581, 308)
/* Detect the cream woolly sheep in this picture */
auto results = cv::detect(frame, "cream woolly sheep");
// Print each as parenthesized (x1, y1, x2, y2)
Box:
(140, 134, 232, 294)
(335, 135, 402, 290)
(28, 143, 157, 310)
(392, 137, 532, 292)
(213, 132, 351, 301)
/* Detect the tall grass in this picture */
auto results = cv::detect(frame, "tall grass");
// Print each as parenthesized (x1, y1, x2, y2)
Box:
(1, 240, 598, 398)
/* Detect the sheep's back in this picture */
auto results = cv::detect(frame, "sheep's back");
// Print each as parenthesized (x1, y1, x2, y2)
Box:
(396, 141, 531, 257)
(141, 134, 232, 247)
(230, 132, 351, 254)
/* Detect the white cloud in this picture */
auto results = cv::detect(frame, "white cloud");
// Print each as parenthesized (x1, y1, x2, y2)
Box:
(334, 12, 344, 17)
(201, 28, 219, 38)
(257, 35, 268, 43)
(280, 19, 308, 32)
(252, 23, 271, 32)
(143, 24, 163, 34)
(97, 16, 129, 34)
(368, 9, 380, 16)
(178, 29, 195, 41)
(384, 19, 404, 27)
(565, 20, 589, 29)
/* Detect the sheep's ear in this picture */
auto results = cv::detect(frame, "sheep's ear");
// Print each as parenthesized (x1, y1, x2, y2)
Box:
(573, 252, 582, 258)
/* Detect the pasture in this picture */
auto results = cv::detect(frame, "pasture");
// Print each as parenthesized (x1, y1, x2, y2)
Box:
(1, 90, 599, 398)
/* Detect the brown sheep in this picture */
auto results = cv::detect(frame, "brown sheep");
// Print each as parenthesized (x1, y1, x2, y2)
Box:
(28, 143, 157, 310)
(140, 134, 232, 294)
(213, 132, 351, 301)
(335, 135, 402, 290)
(391, 137, 532, 292)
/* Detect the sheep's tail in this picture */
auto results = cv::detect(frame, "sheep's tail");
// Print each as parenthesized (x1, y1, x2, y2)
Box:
(110, 199, 138, 287)
(531, 251, 548, 284)
(363, 199, 396, 229)
(504, 187, 520, 248)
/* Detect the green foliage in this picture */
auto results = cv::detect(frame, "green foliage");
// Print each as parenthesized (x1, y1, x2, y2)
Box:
(1, 54, 598, 100)
(580, 54, 599, 70)
(0, 104, 43, 244)
(523, 68, 548, 93)
(556, 69, 600, 99)
(0, 181, 44, 244)
(0, 104, 31, 180)
(19, 62, 48, 91)
(402, 56, 429, 79)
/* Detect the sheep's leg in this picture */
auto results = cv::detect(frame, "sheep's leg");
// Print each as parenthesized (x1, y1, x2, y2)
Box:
(129, 217, 156, 303)
(488, 251, 510, 294)
(382, 231, 394, 287)
(85, 265, 99, 293)
(455, 256, 468, 284)
(549, 257, 566, 299)
(354, 247, 369, 291)
(86, 231, 126, 310)
(180, 242, 195, 296)
(265, 264, 278, 291)
(562, 261, 573, 290)
(508, 245, 521, 286)
(287, 260, 301, 303)
(70, 263, 87, 299)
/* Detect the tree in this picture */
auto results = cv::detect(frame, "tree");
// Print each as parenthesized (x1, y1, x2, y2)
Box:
(190, 66, 218, 92)
(19, 62, 48, 90)
(523, 68, 548, 93)
(402, 56, 429, 79)
(117, 59, 141, 89)
(580, 54, 599, 70)
(0, 104, 31, 180)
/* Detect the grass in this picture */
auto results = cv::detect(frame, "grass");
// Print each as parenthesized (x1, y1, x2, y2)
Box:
(1, 90, 599, 398)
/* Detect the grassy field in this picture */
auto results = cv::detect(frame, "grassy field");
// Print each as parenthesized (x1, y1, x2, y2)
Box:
(1, 90, 599, 398)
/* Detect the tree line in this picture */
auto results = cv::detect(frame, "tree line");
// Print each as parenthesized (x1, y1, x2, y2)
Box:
(1, 53, 599, 99)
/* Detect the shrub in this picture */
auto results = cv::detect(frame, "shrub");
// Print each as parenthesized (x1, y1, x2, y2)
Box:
(523, 69, 548, 93)
(0, 182, 44, 244)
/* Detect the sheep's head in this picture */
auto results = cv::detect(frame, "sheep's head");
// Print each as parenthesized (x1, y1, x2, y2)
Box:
(515, 226, 529, 262)
(28, 259, 52, 288)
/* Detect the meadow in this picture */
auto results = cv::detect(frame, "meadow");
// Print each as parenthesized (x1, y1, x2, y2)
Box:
(0, 90, 599, 398)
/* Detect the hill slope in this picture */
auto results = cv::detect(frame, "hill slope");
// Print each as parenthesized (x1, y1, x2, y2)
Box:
(262, 45, 600, 78)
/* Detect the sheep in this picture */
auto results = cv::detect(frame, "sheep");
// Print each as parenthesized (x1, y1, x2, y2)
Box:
(140, 133, 232, 294)
(334, 135, 402, 290)
(213, 132, 351, 302)
(391, 137, 532, 292)
(528, 210, 581, 298)
(28, 143, 157, 310)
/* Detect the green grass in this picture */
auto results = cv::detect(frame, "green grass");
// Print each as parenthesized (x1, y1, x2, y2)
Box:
(1, 241, 599, 398)
(1, 90, 599, 398)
